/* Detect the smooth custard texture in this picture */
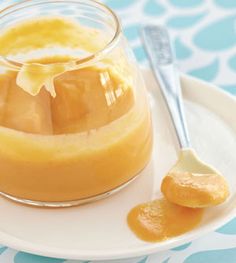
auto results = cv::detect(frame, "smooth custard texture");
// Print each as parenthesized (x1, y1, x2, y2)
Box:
(161, 171, 229, 208)
(0, 17, 106, 56)
(0, 17, 152, 201)
(127, 198, 203, 242)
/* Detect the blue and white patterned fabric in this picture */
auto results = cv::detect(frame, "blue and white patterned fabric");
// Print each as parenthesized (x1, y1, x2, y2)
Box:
(0, 0, 236, 262)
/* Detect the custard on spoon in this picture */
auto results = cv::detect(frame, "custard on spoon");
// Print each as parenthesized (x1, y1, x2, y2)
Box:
(161, 149, 229, 208)
(142, 25, 229, 209)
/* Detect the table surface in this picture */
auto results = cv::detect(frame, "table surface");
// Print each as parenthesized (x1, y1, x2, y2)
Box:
(0, 0, 236, 262)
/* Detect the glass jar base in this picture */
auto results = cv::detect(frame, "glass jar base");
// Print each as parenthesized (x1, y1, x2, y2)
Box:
(0, 176, 138, 208)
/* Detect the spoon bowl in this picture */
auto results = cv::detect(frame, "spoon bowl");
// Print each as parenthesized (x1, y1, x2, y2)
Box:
(161, 149, 230, 208)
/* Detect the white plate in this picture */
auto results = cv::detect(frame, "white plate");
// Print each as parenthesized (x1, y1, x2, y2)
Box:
(0, 69, 236, 261)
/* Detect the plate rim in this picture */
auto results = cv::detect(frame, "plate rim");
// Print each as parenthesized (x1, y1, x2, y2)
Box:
(0, 70, 236, 260)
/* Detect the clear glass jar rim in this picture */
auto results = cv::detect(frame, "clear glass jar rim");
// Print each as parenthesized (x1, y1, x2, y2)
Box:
(0, 0, 122, 68)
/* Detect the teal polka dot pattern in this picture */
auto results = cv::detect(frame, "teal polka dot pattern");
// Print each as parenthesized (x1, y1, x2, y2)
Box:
(229, 55, 236, 71)
(184, 248, 236, 263)
(144, 0, 166, 16)
(124, 24, 139, 41)
(14, 252, 65, 263)
(171, 242, 192, 251)
(174, 37, 193, 60)
(169, 0, 203, 8)
(221, 85, 236, 95)
(0, 246, 7, 255)
(133, 46, 146, 62)
(104, 0, 136, 10)
(217, 218, 236, 235)
(0, 0, 236, 263)
(188, 58, 219, 81)
(167, 12, 207, 29)
(194, 16, 236, 51)
(215, 0, 236, 8)
(137, 256, 148, 263)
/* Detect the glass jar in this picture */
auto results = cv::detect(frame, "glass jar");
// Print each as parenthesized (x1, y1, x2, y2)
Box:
(0, 0, 152, 207)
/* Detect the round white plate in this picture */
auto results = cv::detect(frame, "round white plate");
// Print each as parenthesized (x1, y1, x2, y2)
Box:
(0, 69, 236, 261)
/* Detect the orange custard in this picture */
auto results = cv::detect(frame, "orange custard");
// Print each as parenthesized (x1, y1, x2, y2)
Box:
(0, 17, 152, 202)
(127, 198, 203, 242)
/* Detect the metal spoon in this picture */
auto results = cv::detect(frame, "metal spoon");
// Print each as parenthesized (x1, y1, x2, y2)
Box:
(141, 25, 229, 208)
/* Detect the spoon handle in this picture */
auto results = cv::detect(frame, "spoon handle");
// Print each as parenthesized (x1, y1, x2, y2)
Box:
(141, 25, 191, 149)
